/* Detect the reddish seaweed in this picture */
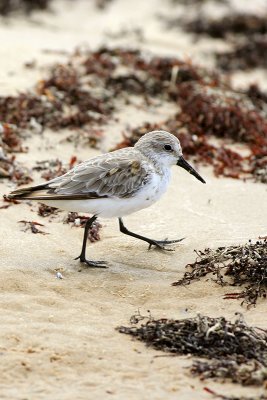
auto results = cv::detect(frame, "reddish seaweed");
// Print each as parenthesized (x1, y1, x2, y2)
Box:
(1, 47, 266, 183)
(64, 212, 102, 242)
(18, 220, 48, 235)
(38, 204, 59, 217)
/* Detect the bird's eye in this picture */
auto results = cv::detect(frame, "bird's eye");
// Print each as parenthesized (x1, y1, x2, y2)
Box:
(164, 144, 173, 151)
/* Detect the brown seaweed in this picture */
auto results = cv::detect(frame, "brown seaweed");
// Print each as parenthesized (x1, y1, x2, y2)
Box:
(118, 313, 267, 386)
(64, 212, 102, 242)
(172, 239, 267, 306)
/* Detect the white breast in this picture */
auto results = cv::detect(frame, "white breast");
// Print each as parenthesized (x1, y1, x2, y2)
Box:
(42, 168, 171, 218)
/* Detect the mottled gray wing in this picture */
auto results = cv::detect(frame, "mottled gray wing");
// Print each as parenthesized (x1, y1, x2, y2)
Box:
(47, 152, 151, 199)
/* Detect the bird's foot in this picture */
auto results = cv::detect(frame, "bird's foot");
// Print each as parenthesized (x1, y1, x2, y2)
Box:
(74, 255, 108, 268)
(148, 237, 185, 251)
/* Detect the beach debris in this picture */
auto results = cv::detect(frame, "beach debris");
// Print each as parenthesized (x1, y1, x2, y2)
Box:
(0, 148, 33, 185)
(37, 203, 59, 217)
(63, 127, 104, 149)
(1, 47, 266, 182)
(169, 3, 267, 71)
(64, 212, 102, 242)
(204, 386, 267, 400)
(179, 14, 267, 39)
(118, 312, 267, 362)
(172, 239, 267, 306)
(118, 312, 267, 386)
(0, 195, 21, 210)
(90, 47, 267, 182)
(216, 36, 267, 71)
(192, 359, 267, 386)
(0, 93, 52, 130)
(33, 156, 78, 181)
(95, 0, 113, 9)
(56, 272, 63, 279)
(0, 123, 25, 153)
(0, 67, 111, 141)
(0, 0, 51, 15)
(18, 220, 48, 235)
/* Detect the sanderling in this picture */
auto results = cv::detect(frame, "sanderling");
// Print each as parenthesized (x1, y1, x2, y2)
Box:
(7, 130, 205, 268)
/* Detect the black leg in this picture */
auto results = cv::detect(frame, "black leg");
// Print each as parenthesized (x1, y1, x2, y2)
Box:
(74, 215, 107, 268)
(118, 218, 184, 251)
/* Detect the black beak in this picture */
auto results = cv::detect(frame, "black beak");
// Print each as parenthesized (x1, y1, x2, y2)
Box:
(177, 156, 206, 184)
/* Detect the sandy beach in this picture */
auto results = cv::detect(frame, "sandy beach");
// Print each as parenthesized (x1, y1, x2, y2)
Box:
(0, 1, 267, 399)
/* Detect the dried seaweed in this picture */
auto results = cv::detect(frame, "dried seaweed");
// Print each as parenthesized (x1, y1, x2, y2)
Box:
(64, 127, 104, 149)
(64, 212, 102, 242)
(1, 47, 267, 182)
(95, 0, 113, 9)
(216, 36, 267, 71)
(0, 195, 21, 209)
(35, 63, 112, 129)
(192, 359, 267, 386)
(37, 203, 59, 217)
(118, 313, 267, 363)
(0, 93, 52, 129)
(0, 149, 32, 185)
(116, 80, 267, 183)
(0, 0, 51, 15)
(33, 157, 78, 181)
(18, 220, 48, 234)
(204, 387, 267, 400)
(0, 123, 25, 153)
(172, 239, 267, 306)
(182, 14, 267, 39)
(118, 313, 267, 387)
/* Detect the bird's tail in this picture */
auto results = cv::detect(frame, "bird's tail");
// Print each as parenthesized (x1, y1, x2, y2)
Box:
(5, 184, 48, 200)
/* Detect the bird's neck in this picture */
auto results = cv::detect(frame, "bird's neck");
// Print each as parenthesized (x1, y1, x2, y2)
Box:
(143, 153, 171, 176)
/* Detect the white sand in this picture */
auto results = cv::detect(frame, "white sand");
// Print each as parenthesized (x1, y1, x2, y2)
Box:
(0, 1, 267, 399)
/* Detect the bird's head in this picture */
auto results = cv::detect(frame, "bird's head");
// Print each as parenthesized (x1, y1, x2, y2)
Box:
(135, 130, 206, 184)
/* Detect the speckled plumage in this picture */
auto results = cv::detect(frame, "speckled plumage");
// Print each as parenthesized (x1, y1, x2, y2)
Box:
(7, 130, 205, 267)
(8, 131, 204, 218)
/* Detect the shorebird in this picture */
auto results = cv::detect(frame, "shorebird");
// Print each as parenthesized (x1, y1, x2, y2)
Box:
(7, 131, 205, 268)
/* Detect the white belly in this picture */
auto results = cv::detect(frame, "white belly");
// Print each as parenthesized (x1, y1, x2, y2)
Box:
(42, 170, 171, 218)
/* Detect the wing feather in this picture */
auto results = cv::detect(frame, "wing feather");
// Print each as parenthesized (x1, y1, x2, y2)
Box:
(46, 151, 151, 199)
(8, 149, 152, 201)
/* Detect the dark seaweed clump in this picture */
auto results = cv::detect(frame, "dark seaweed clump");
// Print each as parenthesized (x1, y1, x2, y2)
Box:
(166, 11, 267, 72)
(182, 14, 267, 39)
(118, 313, 267, 386)
(173, 239, 267, 306)
(216, 36, 267, 71)
(0, 0, 51, 15)
(192, 359, 267, 386)
(204, 387, 267, 400)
